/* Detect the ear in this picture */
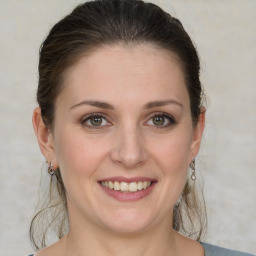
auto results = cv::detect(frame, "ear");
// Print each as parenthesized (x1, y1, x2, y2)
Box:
(190, 107, 206, 160)
(32, 107, 57, 169)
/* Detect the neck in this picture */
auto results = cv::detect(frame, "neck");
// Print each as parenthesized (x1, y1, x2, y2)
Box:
(62, 214, 178, 256)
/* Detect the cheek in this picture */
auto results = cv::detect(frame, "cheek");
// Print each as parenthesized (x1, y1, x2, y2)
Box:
(53, 127, 109, 178)
(149, 129, 193, 174)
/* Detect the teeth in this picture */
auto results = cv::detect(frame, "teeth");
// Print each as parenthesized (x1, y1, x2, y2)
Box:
(101, 181, 152, 192)
(142, 181, 147, 189)
(129, 182, 137, 192)
(114, 181, 120, 190)
(137, 181, 143, 190)
(120, 182, 129, 192)
(109, 181, 114, 189)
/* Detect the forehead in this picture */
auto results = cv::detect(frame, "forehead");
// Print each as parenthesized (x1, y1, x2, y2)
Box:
(59, 43, 189, 108)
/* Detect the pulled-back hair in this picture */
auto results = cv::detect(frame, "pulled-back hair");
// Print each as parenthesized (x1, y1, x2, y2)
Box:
(30, 0, 207, 250)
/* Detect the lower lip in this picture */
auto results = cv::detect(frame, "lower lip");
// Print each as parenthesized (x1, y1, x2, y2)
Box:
(99, 182, 156, 201)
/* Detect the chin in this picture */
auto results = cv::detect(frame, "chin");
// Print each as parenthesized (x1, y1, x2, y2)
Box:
(98, 208, 155, 234)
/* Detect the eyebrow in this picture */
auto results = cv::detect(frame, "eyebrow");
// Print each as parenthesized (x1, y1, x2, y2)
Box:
(70, 99, 183, 110)
(70, 100, 115, 110)
(144, 99, 183, 109)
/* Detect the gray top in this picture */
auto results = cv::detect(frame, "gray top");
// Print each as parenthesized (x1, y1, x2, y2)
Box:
(200, 242, 255, 256)
(28, 242, 255, 256)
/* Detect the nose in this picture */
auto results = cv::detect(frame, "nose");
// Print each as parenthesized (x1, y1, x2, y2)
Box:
(109, 124, 148, 169)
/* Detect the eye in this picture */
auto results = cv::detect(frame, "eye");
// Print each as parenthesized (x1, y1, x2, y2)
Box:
(81, 114, 110, 128)
(146, 113, 176, 128)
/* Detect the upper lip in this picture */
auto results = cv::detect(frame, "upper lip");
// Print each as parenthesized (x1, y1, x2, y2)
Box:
(98, 176, 157, 183)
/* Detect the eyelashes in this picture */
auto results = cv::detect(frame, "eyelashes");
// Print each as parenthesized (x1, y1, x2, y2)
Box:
(81, 113, 111, 129)
(145, 114, 175, 127)
(81, 112, 176, 130)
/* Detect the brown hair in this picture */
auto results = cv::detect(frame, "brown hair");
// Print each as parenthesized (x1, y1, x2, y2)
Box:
(30, 0, 207, 250)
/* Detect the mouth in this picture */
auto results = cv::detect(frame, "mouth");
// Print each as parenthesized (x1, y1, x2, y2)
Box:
(100, 180, 152, 193)
(98, 177, 157, 201)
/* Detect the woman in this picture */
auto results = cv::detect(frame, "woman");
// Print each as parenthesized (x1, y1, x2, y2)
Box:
(29, 0, 254, 255)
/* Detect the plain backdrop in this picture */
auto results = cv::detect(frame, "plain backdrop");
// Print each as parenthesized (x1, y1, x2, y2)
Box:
(0, 0, 255, 255)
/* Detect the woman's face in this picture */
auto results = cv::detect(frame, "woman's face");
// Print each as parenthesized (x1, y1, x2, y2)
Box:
(39, 44, 204, 234)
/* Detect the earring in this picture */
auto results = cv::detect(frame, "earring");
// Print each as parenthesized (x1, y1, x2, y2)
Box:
(190, 159, 196, 181)
(48, 161, 55, 176)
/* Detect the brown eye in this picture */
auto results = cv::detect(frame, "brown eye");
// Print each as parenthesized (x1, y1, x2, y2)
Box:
(152, 116, 165, 126)
(81, 114, 110, 129)
(146, 113, 176, 128)
(89, 116, 103, 126)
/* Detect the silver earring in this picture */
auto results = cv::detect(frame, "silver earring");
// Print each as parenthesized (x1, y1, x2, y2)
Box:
(48, 161, 55, 176)
(190, 159, 196, 181)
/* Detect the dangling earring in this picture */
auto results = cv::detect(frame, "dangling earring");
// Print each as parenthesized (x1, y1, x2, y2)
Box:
(190, 159, 196, 181)
(48, 161, 55, 176)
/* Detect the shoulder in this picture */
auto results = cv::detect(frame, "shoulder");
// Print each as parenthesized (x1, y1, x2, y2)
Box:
(201, 242, 255, 256)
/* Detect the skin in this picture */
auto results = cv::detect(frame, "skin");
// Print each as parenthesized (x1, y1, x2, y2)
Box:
(33, 44, 205, 256)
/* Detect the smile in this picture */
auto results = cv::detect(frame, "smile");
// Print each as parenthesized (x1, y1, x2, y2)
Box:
(99, 177, 157, 201)
(101, 181, 152, 193)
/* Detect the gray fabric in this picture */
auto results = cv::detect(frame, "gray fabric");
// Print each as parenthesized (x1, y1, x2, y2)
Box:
(201, 242, 255, 256)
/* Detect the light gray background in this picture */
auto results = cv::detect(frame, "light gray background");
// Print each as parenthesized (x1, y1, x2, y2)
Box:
(0, 0, 255, 255)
